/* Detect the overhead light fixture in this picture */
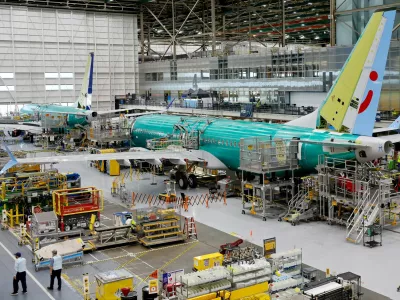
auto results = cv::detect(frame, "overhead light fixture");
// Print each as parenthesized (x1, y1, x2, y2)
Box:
(300, 35, 305, 39)
(312, 8, 316, 11)
(308, 2, 312, 5)
(293, 11, 297, 14)
(315, 36, 320, 40)
(252, 13, 257, 16)
(262, 4, 266, 7)
(297, 16, 300, 19)
(301, 23, 305, 26)
(285, 34, 290, 38)
(316, 13, 319, 16)
(259, 29, 263, 32)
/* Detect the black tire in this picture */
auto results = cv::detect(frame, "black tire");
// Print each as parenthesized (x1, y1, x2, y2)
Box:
(188, 174, 198, 188)
(242, 210, 245, 215)
(178, 176, 188, 189)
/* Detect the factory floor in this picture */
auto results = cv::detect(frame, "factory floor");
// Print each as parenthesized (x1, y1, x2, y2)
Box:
(3, 143, 399, 299)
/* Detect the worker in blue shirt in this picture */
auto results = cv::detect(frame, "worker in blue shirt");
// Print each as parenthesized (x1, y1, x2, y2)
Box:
(11, 252, 27, 296)
(47, 249, 62, 291)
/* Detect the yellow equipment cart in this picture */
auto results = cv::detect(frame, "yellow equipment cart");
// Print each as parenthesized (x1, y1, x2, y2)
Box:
(92, 149, 120, 176)
(193, 253, 224, 271)
(95, 269, 134, 300)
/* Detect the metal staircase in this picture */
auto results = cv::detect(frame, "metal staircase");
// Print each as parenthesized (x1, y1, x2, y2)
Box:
(346, 188, 380, 244)
(279, 189, 308, 221)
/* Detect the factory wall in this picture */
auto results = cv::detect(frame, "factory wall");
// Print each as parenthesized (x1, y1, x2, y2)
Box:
(139, 41, 399, 110)
(0, 6, 139, 113)
(289, 92, 327, 107)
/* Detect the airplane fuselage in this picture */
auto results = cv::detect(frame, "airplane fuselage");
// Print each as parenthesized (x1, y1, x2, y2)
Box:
(131, 115, 389, 173)
(20, 104, 91, 129)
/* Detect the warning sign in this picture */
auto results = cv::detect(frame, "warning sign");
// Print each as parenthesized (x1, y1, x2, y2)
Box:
(162, 269, 184, 287)
(263, 237, 276, 258)
(149, 279, 158, 294)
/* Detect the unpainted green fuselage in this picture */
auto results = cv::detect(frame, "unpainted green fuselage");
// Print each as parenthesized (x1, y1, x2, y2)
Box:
(20, 104, 89, 128)
(132, 115, 358, 172)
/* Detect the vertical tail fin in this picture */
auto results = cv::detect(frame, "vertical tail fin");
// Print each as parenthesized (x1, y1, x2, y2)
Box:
(74, 52, 94, 110)
(86, 53, 94, 110)
(287, 10, 396, 136)
(0, 143, 18, 174)
(388, 115, 400, 130)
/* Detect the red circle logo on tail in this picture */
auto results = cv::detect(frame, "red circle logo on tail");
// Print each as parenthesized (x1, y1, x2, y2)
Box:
(358, 71, 378, 114)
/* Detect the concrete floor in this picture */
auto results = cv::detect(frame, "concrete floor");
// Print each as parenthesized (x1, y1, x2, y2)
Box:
(3, 143, 399, 299)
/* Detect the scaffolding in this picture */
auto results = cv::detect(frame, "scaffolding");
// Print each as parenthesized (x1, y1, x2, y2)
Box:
(317, 156, 370, 226)
(278, 176, 319, 225)
(240, 137, 298, 221)
(87, 116, 132, 148)
(317, 155, 392, 244)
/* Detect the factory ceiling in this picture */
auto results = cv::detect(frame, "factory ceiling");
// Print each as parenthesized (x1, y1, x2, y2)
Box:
(0, 0, 332, 46)
(1, 1, 397, 57)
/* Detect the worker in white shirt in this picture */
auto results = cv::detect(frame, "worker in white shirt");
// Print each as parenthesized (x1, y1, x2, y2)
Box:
(47, 249, 62, 291)
(11, 252, 27, 296)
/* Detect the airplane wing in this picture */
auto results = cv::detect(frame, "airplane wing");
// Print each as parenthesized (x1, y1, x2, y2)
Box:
(96, 109, 166, 118)
(376, 134, 400, 144)
(0, 124, 43, 134)
(14, 149, 205, 165)
(96, 98, 176, 117)
(373, 115, 400, 133)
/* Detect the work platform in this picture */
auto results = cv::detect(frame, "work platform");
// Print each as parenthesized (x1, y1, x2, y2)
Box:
(87, 116, 132, 148)
(239, 137, 298, 221)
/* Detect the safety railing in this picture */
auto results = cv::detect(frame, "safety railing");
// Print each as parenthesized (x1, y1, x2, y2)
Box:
(146, 138, 184, 150)
(130, 191, 227, 211)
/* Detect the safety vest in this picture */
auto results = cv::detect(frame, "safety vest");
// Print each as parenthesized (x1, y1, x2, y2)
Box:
(131, 219, 136, 227)
(397, 156, 400, 163)
(53, 255, 62, 270)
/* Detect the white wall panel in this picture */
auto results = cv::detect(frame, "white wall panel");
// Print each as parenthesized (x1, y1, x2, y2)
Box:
(0, 6, 139, 111)
(289, 92, 326, 107)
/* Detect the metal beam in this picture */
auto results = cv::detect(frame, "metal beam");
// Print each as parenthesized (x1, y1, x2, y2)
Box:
(281, 0, 285, 47)
(145, 5, 190, 57)
(393, 22, 400, 33)
(211, 0, 216, 56)
(330, 0, 336, 46)
(140, 9, 145, 62)
(216, 11, 247, 32)
(176, 0, 202, 35)
(172, 0, 176, 61)
(180, 0, 211, 32)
